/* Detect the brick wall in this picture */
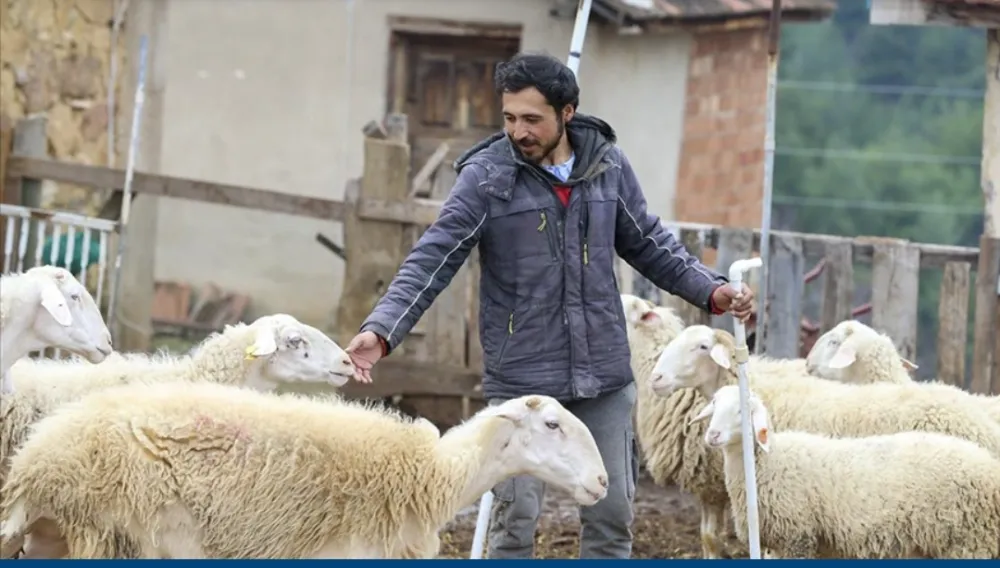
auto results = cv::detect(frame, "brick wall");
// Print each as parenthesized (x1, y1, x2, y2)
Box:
(674, 27, 769, 234)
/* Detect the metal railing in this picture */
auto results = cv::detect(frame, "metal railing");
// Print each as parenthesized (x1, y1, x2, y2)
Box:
(1, 203, 118, 360)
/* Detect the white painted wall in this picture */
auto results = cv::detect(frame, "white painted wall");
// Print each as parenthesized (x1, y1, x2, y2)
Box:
(154, 0, 691, 328)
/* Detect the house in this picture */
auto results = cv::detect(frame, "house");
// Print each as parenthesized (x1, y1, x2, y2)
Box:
(2, 0, 836, 330)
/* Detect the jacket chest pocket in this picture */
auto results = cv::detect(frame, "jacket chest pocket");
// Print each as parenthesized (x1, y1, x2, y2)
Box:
(486, 199, 561, 264)
(581, 191, 618, 251)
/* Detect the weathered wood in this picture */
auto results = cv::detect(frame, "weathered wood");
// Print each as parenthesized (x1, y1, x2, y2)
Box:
(712, 227, 754, 333)
(338, 358, 482, 400)
(0, 115, 13, 257)
(869, 240, 921, 362)
(671, 228, 712, 327)
(409, 142, 450, 197)
(971, 236, 1000, 395)
(6, 156, 350, 222)
(937, 261, 971, 388)
(423, 165, 466, 365)
(820, 240, 854, 333)
(983, 29, 999, 240)
(8, 117, 47, 271)
(763, 234, 804, 358)
(334, 137, 411, 346)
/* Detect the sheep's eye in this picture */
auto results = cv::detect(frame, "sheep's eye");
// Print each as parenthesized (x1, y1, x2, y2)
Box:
(545, 420, 559, 430)
(699, 343, 710, 351)
(70, 293, 80, 301)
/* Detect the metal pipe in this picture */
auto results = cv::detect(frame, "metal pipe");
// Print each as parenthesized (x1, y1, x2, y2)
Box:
(729, 257, 764, 559)
(753, 0, 783, 355)
(106, 34, 149, 344)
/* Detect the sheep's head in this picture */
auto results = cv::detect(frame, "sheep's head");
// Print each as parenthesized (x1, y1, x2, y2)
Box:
(649, 324, 735, 399)
(483, 395, 609, 507)
(19, 265, 112, 364)
(688, 384, 770, 453)
(242, 313, 356, 387)
(805, 320, 918, 382)
(620, 294, 684, 338)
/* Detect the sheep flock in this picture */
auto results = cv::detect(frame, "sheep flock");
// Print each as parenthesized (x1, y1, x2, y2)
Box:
(0, 264, 997, 559)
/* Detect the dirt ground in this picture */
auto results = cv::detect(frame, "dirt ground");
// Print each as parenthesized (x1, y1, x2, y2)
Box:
(437, 472, 746, 559)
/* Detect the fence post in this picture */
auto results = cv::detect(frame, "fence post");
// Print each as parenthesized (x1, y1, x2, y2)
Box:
(763, 233, 804, 358)
(10, 116, 47, 271)
(937, 261, 971, 389)
(971, 236, 1000, 395)
(869, 239, 921, 363)
(334, 115, 411, 348)
(819, 240, 854, 334)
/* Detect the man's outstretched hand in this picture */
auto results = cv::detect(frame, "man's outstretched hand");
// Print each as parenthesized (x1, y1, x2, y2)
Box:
(712, 283, 756, 323)
(344, 331, 384, 383)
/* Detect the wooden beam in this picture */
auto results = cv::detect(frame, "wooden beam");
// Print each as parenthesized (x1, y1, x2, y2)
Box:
(763, 233, 805, 358)
(409, 142, 450, 197)
(983, 29, 999, 239)
(337, 357, 482, 399)
(870, 240, 921, 362)
(6, 156, 350, 222)
(971, 236, 1000, 395)
(937, 261, 971, 388)
(820, 240, 854, 333)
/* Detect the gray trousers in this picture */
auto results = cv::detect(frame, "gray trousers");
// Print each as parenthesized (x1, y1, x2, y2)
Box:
(485, 382, 639, 559)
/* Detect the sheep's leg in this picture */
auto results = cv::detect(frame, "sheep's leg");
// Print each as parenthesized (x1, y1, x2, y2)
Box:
(699, 503, 726, 559)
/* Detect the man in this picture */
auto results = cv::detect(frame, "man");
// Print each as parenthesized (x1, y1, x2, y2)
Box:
(344, 52, 755, 558)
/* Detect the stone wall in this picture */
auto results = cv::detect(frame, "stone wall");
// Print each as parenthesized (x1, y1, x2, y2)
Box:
(1, 0, 130, 215)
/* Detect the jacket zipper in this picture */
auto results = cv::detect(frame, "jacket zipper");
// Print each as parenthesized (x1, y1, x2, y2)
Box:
(497, 310, 514, 366)
(538, 211, 560, 261)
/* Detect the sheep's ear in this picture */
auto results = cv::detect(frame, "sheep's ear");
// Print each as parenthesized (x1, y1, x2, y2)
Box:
(687, 400, 715, 425)
(826, 342, 856, 369)
(900, 357, 918, 372)
(39, 278, 73, 326)
(639, 309, 659, 323)
(750, 397, 770, 452)
(245, 327, 278, 360)
(709, 343, 731, 369)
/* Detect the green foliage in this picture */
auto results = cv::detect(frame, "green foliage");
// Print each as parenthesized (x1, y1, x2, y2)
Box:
(775, 2, 986, 381)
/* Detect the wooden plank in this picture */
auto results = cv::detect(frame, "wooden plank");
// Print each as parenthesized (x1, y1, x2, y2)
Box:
(983, 29, 999, 240)
(937, 261, 971, 389)
(6, 156, 349, 222)
(712, 228, 754, 333)
(971, 236, 1000, 395)
(820, 240, 854, 333)
(338, 357, 482, 399)
(333, 135, 411, 346)
(409, 142, 450, 197)
(869, 240, 921, 362)
(672, 228, 712, 327)
(763, 233, 805, 358)
(0, 115, 13, 257)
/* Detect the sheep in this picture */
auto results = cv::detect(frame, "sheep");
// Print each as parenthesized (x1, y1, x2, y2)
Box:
(648, 324, 1000, 459)
(691, 384, 1000, 559)
(806, 319, 1000, 423)
(0, 382, 609, 559)
(1, 265, 112, 393)
(1, 312, 356, 483)
(620, 293, 735, 559)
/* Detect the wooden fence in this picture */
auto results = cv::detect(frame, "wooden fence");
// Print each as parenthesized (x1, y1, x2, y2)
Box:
(3, 112, 998, 428)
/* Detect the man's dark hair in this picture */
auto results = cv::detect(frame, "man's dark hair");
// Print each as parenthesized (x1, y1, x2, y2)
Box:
(494, 52, 580, 112)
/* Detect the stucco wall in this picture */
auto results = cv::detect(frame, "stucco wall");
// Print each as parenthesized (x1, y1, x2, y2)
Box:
(154, 0, 691, 328)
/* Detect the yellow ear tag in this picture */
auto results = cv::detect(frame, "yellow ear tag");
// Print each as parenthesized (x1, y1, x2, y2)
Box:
(244, 345, 258, 360)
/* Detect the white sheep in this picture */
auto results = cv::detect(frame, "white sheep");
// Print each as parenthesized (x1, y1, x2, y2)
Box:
(0, 265, 112, 392)
(0, 382, 609, 559)
(1, 312, 355, 482)
(692, 384, 1000, 559)
(806, 319, 1000, 423)
(620, 293, 736, 559)
(649, 324, 1000, 459)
